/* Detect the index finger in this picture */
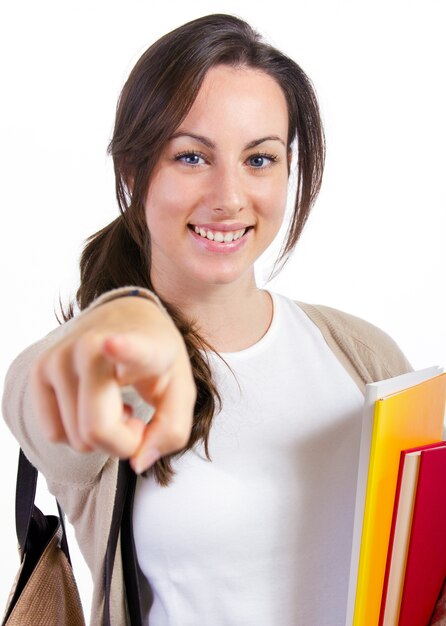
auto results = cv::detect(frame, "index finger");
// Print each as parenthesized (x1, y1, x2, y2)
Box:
(101, 332, 177, 389)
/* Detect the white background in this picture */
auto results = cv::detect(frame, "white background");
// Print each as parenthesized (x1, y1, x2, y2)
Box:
(1, 0, 445, 619)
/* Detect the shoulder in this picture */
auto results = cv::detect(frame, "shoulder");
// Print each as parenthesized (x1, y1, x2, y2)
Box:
(295, 300, 413, 385)
(297, 301, 403, 357)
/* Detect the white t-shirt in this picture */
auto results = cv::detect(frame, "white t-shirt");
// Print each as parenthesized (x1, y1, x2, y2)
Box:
(133, 291, 365, 625)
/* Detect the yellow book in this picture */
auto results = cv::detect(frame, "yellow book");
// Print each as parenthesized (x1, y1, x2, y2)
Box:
(346, 367, 444, 626)
(352, 372, 446, 626)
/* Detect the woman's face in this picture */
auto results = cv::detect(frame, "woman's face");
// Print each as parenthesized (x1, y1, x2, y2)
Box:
(144, 64, 290, 296)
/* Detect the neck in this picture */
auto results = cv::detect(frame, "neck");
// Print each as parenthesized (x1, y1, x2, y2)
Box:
(150, 272, 273, 353)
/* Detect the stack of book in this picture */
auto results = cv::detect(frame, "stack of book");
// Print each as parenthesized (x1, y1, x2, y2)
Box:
(345, 367, 446, 626)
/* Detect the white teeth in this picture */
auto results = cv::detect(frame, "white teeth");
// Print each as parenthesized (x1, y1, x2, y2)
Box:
(193, 227, 247, 243)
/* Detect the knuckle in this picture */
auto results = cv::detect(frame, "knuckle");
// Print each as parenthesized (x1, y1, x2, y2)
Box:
(165, 425, 190, 451)
(79, 421, 103, 446)
(188, 378, 198, 402)
(47, 347, 70, 376)
(181, 370, 197, 405)
(73, 332, 102, 369)
(71, 439, 93, 454)
(45, 424, 65, 443)
(67, 434, 91, 452)
(33, 343, 73, 384)
(30, 353, 49, 385)
(79, 416, 110, 448)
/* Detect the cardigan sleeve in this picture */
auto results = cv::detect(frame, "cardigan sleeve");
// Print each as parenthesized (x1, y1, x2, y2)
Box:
(1, 286, 163, 486)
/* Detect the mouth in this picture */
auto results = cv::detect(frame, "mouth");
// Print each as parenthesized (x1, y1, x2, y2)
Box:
(187, 224, 253, 243)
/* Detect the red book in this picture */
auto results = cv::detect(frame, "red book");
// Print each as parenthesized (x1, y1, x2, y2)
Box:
(398, 444, 446, 626)
(379, 443, 446, 626)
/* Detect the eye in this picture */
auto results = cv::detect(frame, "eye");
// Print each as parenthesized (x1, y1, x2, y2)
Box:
(174, 150, 207, 166)
(247, 152, 279, 169)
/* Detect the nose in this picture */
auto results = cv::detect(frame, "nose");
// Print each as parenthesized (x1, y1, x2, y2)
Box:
(209, 163, 246, 216)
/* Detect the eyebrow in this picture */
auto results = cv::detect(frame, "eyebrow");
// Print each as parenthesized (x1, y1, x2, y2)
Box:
(169, 131, 286, 150)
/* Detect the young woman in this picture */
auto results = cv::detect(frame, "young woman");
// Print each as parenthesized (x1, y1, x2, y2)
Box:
(3, 13, 445, 626)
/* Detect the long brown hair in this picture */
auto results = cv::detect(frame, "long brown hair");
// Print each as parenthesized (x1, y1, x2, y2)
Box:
(63, 13, 325, 486)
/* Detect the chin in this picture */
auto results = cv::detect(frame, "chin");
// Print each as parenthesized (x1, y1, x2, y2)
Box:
(199, 274, 243, 286)
(192, 266, 249, 286)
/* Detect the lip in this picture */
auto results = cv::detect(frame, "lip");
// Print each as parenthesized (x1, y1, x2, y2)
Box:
(188, 224, 252, 253)
(189, 222, 253, 232)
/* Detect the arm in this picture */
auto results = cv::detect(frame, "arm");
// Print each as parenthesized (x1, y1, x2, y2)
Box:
(2, 287, 196, 485)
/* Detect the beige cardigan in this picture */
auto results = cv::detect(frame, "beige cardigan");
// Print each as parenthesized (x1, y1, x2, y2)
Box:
(3, 288, 437, 625)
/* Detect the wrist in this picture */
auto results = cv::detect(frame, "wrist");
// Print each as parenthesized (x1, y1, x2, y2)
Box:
(86, 286, 167, 316)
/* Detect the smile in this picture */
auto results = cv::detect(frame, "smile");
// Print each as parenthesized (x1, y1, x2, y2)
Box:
(187, 224, 253, 253)
(188, 224, 252, 243)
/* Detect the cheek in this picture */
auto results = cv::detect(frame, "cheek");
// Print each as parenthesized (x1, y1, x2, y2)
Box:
(144, 172, 195, 231)
(254, 177, 288, 223)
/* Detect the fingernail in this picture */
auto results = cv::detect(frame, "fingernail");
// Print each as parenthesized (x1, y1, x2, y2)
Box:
(123, 403, 134, 418)
(132, 447, 161, 474)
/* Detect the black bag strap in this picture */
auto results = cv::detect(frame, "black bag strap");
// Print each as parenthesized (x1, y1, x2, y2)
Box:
(16, 449, 37, 552)
(104, 459, 142, 626)
(16, 451, 142, 626)
(120, 461, 142, 625)
(16, 449, 71, 563)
